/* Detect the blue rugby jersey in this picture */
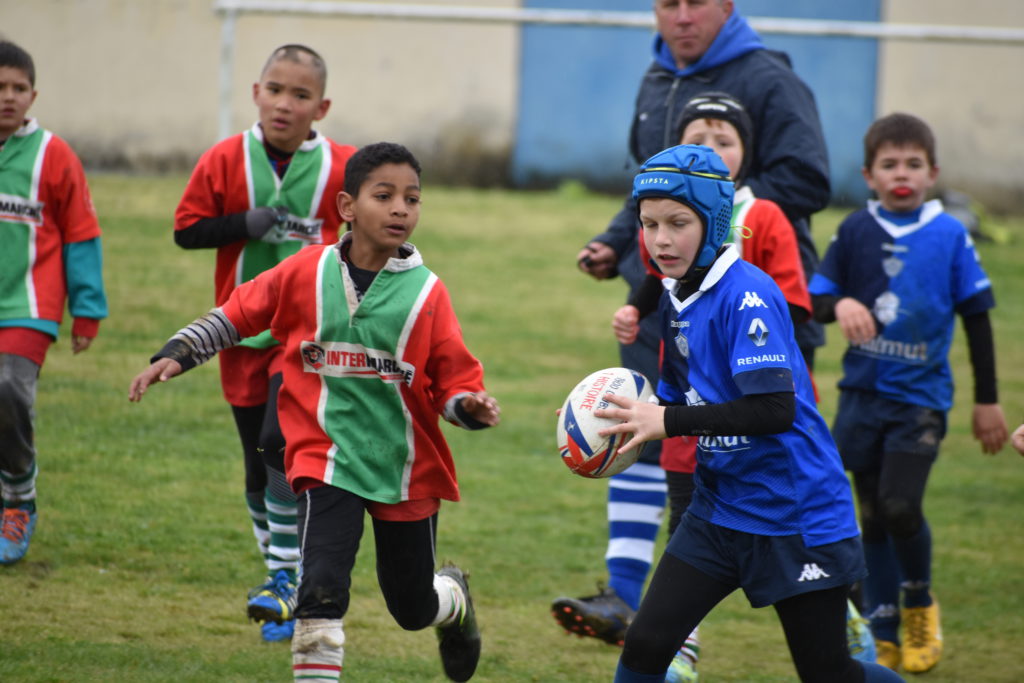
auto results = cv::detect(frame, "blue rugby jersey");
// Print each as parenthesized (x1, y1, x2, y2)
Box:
(809, 200, 994, 412)
(657, 246, 859, 547)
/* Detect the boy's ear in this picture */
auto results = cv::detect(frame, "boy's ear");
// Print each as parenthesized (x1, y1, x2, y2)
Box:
(251, 81, 260, 103)
(314, 97, 331, 122)
(337, 191, 355, 222)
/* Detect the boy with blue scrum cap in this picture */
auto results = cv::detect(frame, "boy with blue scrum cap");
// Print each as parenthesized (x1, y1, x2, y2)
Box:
(596, 144, 903, 683)
(809, 112, 1008, 674)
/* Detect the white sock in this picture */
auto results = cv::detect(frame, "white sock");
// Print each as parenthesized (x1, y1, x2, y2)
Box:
(432, 573, 466, 627)
(292, 618, 345, 682)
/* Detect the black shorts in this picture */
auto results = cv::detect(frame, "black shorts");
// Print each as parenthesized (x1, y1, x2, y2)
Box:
(832, 389, 946, 471)
(665, 513, 866, 608)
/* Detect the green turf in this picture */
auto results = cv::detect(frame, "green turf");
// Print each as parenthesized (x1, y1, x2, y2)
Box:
(1, 175, 1022, 681)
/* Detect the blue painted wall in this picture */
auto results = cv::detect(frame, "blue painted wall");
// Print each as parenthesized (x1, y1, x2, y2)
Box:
(513, 0, 880, 206)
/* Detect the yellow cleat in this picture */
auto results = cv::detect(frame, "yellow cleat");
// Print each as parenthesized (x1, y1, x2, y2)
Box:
(876, 639, 901, 671)
(901, 596, 943, 673)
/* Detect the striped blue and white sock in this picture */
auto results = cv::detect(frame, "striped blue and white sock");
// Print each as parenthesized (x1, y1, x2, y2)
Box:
(605, 462, 667, 610)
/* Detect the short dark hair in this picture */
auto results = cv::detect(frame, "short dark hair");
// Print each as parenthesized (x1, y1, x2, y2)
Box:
(0, 40, 36, 86)
(344, 142, 422, 196)
(261, 44, 327, 94)
(864, 112, 936, 168)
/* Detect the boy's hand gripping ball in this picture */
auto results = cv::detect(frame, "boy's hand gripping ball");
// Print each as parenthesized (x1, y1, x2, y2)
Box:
(556, 367, 654, 478)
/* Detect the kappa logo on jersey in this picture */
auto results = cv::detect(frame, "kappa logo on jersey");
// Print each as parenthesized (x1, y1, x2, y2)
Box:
(747, 317, 769, 347)
(0, 193, 44, 224)
(797, 563, 831, 582)
(300, 340, 415, 385)
(738, 291, 767, 311)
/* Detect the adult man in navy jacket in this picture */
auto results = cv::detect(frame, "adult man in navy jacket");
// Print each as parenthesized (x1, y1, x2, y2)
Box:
(557, 0, 832, 663)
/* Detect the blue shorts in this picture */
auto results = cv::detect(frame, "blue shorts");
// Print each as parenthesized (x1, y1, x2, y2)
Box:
(665, 513, 866, 608)
(832, 390, 946, 471)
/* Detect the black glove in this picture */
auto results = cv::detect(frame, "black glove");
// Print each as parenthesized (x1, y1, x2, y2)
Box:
(245, 206, 289, 240)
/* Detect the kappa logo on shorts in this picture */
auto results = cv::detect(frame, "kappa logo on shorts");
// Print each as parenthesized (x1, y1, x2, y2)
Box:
(796, 563, 831, 582)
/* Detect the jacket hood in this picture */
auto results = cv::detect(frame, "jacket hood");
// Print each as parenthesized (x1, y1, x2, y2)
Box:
(653, 11, 765, 77)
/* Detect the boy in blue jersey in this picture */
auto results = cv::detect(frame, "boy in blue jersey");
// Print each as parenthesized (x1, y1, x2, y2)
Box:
(808, 113, 1008, 674)
(597, 144, 903, 683)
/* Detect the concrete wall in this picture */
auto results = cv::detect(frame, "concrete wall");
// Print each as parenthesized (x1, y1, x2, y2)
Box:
(878, 0, 1024, 212)
(6, 0, 519, 183)
(5, 0, 1023, 210)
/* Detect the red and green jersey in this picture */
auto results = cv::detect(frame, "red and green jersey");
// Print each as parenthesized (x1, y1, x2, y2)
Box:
(0, 119, 107, 341)
(220, 237, 486, 503)
(174, 123, 355, 312)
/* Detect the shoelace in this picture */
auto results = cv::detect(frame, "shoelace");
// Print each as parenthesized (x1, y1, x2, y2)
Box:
(903, 608, 930, 647)
(1, 509, 30, 542)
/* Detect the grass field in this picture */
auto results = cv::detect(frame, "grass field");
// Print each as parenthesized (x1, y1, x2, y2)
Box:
(1, 175, 1023, 682)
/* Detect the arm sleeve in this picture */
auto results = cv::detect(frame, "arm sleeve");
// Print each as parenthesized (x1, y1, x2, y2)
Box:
(63, 237, 109, 325)
(627, 274, 664, 319)
(961, 310, 998, 404)
(663, 391, 795, 437)
(152, 308, 242, 371)
(811, 294, 840, 324)
(174, 213, 250, 249)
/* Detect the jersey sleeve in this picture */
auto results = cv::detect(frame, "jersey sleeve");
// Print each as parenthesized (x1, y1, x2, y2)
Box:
(422, 280, 486, 415)
(721, 279, 796, 396)
(808, 217, 853, 297)
(219, 260, 283, 338)
(43, 137, 101, 245)
(175, 144, 232, 231)
(952, 226, 995, 316)
(743, 199, 811, 316)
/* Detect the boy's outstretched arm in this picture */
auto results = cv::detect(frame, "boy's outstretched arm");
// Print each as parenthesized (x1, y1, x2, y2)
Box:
(127, 308, 243, 402)
(129, 358, 184, 402)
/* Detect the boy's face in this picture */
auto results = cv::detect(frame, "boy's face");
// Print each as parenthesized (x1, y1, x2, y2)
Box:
(336, 163, 421, 257)
(863, 141, 938, 213)
(252, 56, 330, 153)
(640, 197, 704, 279)
(0, 66, 37, 139)
(680, 118, 743, 180)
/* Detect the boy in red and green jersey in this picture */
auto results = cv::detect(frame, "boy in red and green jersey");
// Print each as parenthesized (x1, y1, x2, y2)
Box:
(0, 40, 108, 565)
(172, 43, 356, 641)
(131, 142, 499, 683)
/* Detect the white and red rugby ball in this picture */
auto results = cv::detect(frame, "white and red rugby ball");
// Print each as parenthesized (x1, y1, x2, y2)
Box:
(556, 367, 654, 478)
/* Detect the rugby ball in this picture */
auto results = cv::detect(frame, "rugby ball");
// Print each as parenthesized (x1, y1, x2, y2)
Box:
(556, 367, 654, 478)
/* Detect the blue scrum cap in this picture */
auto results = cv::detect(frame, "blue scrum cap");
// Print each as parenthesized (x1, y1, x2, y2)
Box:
(632, 144, 735, 268)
